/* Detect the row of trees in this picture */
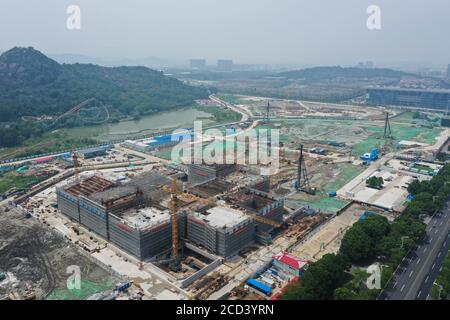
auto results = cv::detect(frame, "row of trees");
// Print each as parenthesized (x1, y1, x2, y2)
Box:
(340, 215, 425, 266)
(0, 122, 46, 148)
(406, 164, 450, 217)
(431, 254, 450, 299)
(280, 253, 349, 300)
(280, 214, 426, 300)
(280, 164, 450, 300)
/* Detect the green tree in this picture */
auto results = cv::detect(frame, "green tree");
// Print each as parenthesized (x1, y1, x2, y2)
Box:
(334, 287, 357, 300)
(340, 215, 390, 264)
(280, 254, 349, 300)
(340, 226, 375, 264)
(366, 176, 384, 189)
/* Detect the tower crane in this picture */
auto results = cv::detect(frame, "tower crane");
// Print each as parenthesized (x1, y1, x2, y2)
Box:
(72, 152, 81, 181)
(169, 176, 181, 271)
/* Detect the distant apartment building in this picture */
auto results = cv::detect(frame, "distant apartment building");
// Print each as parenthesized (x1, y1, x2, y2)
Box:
(367, 87, 450, 110)
(217, 59, 233, 71)
(446, 64, 450, 82)
(190, 59, 206, 69)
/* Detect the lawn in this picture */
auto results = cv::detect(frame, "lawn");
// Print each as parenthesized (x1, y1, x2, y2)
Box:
(0, 172, 52, 194)
(351, 124, 443, 156)
(194, 105, 242, 124)
(323, 164, 364, 193)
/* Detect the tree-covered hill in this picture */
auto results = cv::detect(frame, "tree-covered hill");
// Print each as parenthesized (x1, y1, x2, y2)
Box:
(0, 47, 209, 122)
(276, 66, 414, 83)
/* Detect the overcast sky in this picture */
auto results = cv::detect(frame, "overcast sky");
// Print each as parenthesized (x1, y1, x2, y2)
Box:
(1, 0, 449, 67)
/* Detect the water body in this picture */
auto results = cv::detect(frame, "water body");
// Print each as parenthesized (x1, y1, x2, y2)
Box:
(107, 108, 213, 135)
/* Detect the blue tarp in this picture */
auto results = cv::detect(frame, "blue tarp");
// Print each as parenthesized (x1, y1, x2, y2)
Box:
(247, 278, 272, 295)
(360, 148, 379, 162)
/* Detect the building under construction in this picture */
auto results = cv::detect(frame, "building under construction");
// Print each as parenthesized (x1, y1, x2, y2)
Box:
(188, 164, 237, 186)
(186, 206, 256, 257)
(56, 172, 186, 260)
(56, 171, 258, 260)
(226, 189, 285, 234)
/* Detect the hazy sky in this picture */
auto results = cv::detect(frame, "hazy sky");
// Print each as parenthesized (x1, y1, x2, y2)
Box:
(1, 0, 449, 67)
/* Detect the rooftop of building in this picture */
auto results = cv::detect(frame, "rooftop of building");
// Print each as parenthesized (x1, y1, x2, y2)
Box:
(194, 206, 249, 229)
(88, 184, 138, 204)
(64, 175, 116, 197)
(79, 145, 110, 154)
(114, 207, 172, 229)
(124, 130, 193, 147)
(127, 171, 172, 190)
(273, 252, 309, 270)
(64, 171, 172, 205)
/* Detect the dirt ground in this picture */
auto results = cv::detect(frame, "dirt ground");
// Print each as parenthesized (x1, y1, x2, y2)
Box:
(0, 205, 120, 300)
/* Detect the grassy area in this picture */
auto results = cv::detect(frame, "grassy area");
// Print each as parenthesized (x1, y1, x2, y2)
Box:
(194, 105, 242, 123)
(323, 164, 364, 193)
(254, 124, 291, 144)
(392, 111, 441, 125)
(0, 105, 243, 161)
(287, 163, 362, 213)
(256, 118, 443, 158)
(288, 194, 348, 213)
(216, 94, 252, 105)
(350, 123, 442, 156)
(0, 127, 99, 160)
(0, 172, 51, 194)
(412, 164, 434, 173)
(46, 280, 114, 300)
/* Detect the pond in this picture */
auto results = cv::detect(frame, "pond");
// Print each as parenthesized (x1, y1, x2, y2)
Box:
(107, 107, 214, 135)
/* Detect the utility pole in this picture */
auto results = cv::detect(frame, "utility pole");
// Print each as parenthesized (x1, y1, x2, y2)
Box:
(297, 144, 312, 194)
(383, 111, 392, 139)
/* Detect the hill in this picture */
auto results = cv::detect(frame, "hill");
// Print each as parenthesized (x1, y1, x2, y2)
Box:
(0, 47, 209, 122)
(276, 66, 413, 83)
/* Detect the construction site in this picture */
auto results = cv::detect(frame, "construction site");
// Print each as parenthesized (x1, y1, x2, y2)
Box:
(0, 204, 123, 300)
(1, 94, 449, 300)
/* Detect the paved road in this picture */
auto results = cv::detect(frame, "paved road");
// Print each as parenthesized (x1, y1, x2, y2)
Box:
(382, 201, 450, 300)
